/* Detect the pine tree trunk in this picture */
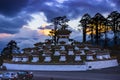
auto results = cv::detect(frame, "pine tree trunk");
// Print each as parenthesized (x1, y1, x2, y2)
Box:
(83, 27, 86, 42)
(96, 22, 99, 45)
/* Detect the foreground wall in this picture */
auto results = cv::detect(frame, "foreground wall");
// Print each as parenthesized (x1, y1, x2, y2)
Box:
(3, 63, 87, 71)
(85, 59, 118, 70)
(3, 59, 118, 71)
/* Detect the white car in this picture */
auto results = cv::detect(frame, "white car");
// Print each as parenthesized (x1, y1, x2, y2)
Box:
(0, 73, 3, 80)
(0, 73, 3, 77)
(1, 72, 18, 80)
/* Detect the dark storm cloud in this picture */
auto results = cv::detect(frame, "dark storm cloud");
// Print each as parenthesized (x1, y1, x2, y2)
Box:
(59, 0, 117, 17)
(26, 0, 66, 21)
(0, 0, 120, 34)
(111, 0, 120, 5)
(0, 0, 120, 51)
(0, 0, 31, 34)
(25, 0, 120, 20)
(0, 14, 32, 34)
(111, 0, 120, 9)
(0, 0, 29, 16)
(38, 25, 53, 30)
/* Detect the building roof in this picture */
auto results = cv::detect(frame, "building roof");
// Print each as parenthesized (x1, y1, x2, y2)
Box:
(56, 29, 71, 35)
(60, 51, 67, 55)
(34, 42, 44, 47)
(74, 50, 81, 55)
(58, 38, 68, 41)
(60, 46, 66, 50)
(12, 53, 29, 57)
(66, 45, 74, 50)
(84, 46, 89, 50)
(96, 50, 110, 55)
(86, 51, 94, 55)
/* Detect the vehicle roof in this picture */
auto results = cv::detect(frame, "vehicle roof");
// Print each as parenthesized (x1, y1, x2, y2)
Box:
(3, 72, 17, 74)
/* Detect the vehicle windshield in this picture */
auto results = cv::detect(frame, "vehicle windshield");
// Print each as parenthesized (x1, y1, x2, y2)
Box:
(18, 72, 27, 74)
(3, 72, 16, 75)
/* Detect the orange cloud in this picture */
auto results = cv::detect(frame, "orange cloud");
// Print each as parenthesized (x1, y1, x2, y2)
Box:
(38, 29, 51, 36)
(0, 33, 13, 38)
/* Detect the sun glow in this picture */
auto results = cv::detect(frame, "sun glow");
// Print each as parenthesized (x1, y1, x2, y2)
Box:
(38, 29, 51, 36)
(86, 24, 112, 35)
(22, 12, 52, 36)
(25, 12, 49, 30)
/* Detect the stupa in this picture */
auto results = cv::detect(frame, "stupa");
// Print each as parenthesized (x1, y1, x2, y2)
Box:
(4, 16, 118, 71)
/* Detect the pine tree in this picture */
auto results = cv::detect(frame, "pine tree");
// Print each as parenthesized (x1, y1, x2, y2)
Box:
(80, 13, 91, 42)
(0, 40, 20, 65)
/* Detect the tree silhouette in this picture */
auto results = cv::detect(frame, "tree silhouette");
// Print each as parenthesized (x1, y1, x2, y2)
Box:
(103, 18, 109, 47)
(92, 13, 106, 45)
(0, 56, 3, 66)
(116, 13, 120, 44)
(50, 16, 69, 45)
(49, 29, 55, 42)
(0, 40, 20, 66)
(80, 13, 91, 42)
(79, 12, 114, 46)
(107, 11, 120, 45)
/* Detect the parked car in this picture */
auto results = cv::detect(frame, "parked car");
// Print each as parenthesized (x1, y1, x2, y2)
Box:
(0, 66, 7, 70)
(17, 71, 33, 80)
(1, 72, 18, 80)
(0, 72, 3, 80)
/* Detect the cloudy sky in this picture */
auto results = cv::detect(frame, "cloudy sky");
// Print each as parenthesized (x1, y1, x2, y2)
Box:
(0, 0, 120, 51)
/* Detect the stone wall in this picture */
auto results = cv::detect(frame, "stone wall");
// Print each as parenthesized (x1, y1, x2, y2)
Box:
(85, 59, 118, 70)
(3, 59, 118, 71)
(3, 63, 87, 71)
